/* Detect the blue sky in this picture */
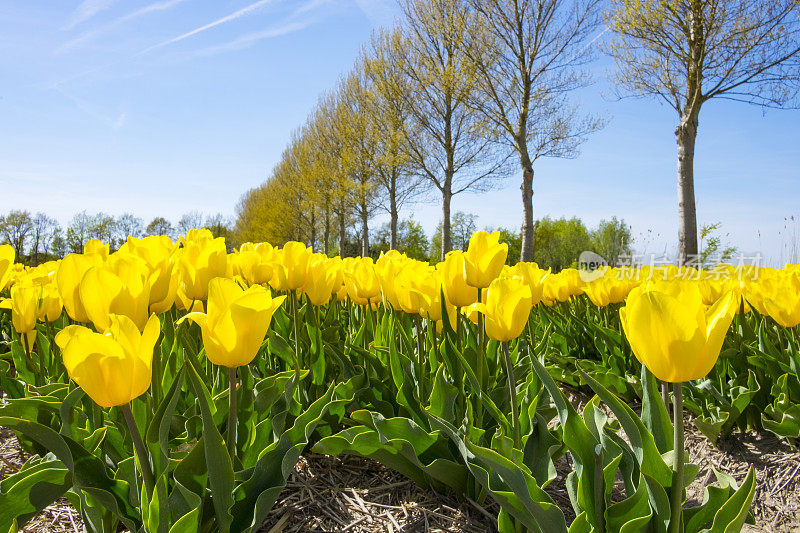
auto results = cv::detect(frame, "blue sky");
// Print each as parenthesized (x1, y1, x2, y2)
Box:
(1, 0, 798, 265)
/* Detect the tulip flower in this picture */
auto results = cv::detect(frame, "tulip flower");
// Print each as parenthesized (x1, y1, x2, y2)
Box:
(2, 283, 40, 351)
(302, 254, 340, 306)
(237, 242, 276, 286)
(179, 277, 286, 368)
(504, 262, 548, 305)
(582, 271, 635, 307)
(464, 231, 508, 289)
(469, 276, 532, 448)
(83, 239, 109, 261)
(80, 254, 151, 332)
(277, 241, 312, 291)
(56, 313, 160, 407)
(375, 250, 408, 309)
(347, 257, 381, 303)
(475, 277, 533, 343)
(750, 273, 800, 327)
(57, 253, 103, 323)
(395, 262, 433, 316)
(120, 235, 178, 305)
(38, 282, 63, 323)
(0, 244, 15, 292)
(620, 282, 738, 383)
(619, 282, 737, 533)
(176, 235, 228, 301)
(441, 251, 478, 308)
(179, 277, 285, 459)
(55, 313, 160, 497)
(149, 264, 179, 314)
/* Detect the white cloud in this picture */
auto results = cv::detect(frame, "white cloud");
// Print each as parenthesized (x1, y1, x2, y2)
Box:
(59, 0, 191, 52)
(191, 0, 330, 56)
(353, 0, 396, 27)
(193, 20, 314, 55)
(139, 0, 281, 55)
(62, 0, 119, 30)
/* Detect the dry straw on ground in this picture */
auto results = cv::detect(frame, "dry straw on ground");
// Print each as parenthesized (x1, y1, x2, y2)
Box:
(2, 415, 799, 532)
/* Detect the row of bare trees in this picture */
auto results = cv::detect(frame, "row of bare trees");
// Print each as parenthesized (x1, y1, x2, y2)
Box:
(237, 0, 799, 263)
(0, 210, 234, 264)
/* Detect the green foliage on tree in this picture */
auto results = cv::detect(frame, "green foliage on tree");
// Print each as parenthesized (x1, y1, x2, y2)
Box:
(699, 222, 737, 267)
(374, 218, 429, 261)
(590, 217, 633, 266)
(532, 217, 593, 271)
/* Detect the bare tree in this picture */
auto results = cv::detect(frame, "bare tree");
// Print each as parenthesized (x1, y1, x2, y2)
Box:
(0, 210, 34, 258)
(469, 0, 604, 261)
(338, 69, 381, 258)
(397, 0, 510, 259)
(66, 211, 94, 253)
(606, 0, 800, 263)
(146, 217, 174, 237)
(365, 29, 424, 249)
(177, 211, 204, 236)
(115, 213, 144, 243)
(30, 213, 60, 264)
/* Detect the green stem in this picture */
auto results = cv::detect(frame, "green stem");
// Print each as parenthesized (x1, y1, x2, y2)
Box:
(475, 291, 484, 428)
(121, 403, 155, 499)
(502, 342, 521, 449)
(227, 366, 237, 460)
(291, 290, 301, 379)
(669, 383, 684, 533)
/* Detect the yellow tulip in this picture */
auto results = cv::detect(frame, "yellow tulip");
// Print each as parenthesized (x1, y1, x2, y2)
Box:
(582, 271, 635, 307)
(504, 262, 548, 306)
(237, 242, 276, 286)
(56, 314, 160, 408)
(39, 282, 63, 322)
(179, 278, 286, 368)
(149, 265, 179, 315)
(177, 236, 228, 301)
(375, 250, 408, 309)
(303, 254, 339, 306)
(394, 262, 433, 315)
(759, 273, 800, 327)
(277, 241, 312, 291)
(464, 231, 508, 288)
(57, 253, 103, 323)
(80, 254, 151, 332)
(5, 284, 40, 350)
(473, 277, 533, 342)
(441, 251, 478, 308)
(619, 283, 738, 383)
(0, 244, 15, 291)
(120, 235, 178, 305)
(347, 257, 381, 303)
(83, 239, 109, 261)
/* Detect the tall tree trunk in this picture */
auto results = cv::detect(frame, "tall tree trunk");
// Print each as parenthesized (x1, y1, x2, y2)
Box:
(323, 210, 331, 256)
(338, 209, 347, 258)
(310, 208, 317, 252)
(360, 205, 370, 257)
(676, 113, 699, 266)
(441, 185, 452, 260)
(389, 175, 398, 250)
(518, 141, 535, 263)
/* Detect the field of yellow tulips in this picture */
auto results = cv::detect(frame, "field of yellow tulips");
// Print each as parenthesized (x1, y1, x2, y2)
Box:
(3, 229, 800, 532)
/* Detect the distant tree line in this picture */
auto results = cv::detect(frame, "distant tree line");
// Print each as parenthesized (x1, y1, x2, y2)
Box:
(0, 210, 234, 265)
(311, 211, 632, 271)
(0, 206, 631, 272)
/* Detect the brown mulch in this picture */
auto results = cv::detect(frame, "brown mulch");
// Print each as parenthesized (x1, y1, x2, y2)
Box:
(2, 408, 799, 532)
(259, 453, 497, 533)
(0, 427, 84, 532)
